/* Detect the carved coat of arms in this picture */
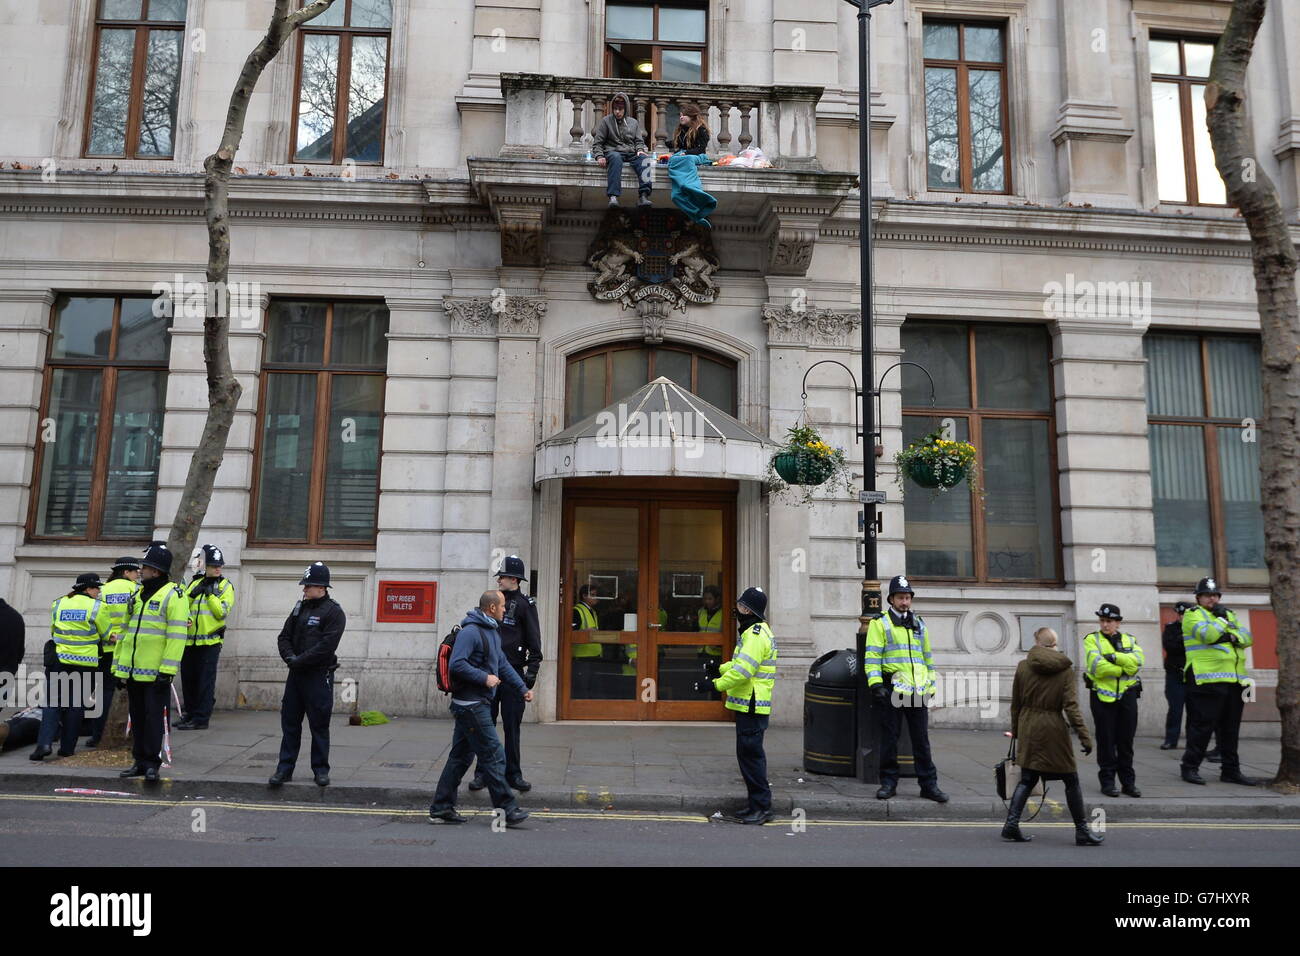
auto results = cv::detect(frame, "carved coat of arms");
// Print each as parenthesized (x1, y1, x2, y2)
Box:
(586, 208, 720, 311)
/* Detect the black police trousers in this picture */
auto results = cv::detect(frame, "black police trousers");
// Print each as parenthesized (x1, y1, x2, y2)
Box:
(874, 694, 939, 790)
(126, 679, 171, 770)
(276, 668, 333, 775)
(1089, 687, 1138, 788)
(735, 711, 771, 812)
(473, 683, 525, 782)
(1183, 681, 1244, 776)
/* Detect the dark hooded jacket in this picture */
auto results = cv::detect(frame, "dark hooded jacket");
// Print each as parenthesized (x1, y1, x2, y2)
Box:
(591, 92, 648, 158)
(1009, 644, 1093, 774)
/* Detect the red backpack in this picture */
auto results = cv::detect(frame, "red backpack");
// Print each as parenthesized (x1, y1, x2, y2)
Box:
(435, 625, 490, 694)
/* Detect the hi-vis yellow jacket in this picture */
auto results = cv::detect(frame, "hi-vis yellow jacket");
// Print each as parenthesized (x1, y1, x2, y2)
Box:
(714, 622, 777, 715)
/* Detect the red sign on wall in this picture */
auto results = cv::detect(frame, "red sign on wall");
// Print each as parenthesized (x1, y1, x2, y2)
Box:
(377, 581, 437, 623)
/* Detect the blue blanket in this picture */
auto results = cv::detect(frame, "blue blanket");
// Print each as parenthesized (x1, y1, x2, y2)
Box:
(667, 153, 717, 228)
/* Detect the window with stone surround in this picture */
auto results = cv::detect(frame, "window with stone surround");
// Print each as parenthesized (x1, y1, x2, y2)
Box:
(1149, 35, 1226, 205)
(29, 295, 171, 541)
(83, 0, 187, 159)
(291, 0, 391, 165)
(565, 343, 735, 426)
(605, 2, 708, 82)
(900, 321, 1059, 584)
(922, 19, 1009, 193)
(1145, 333, 1265, 587)
(250, 300, 389, 545)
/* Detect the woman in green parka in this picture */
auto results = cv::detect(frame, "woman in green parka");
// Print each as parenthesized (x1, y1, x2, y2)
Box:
(1002, 627, 1104, 846)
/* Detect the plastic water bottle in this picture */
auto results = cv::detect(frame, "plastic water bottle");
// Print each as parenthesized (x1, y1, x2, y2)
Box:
(585, 148, 593, 162)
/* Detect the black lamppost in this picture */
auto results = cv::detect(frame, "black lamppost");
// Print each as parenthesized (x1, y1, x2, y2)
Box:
(845, 0, 894, 782)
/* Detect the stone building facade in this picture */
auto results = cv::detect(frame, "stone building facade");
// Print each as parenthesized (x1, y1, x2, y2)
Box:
(0, 0, 1285, 734)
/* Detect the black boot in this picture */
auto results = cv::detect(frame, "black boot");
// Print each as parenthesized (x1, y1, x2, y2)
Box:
(1000, 781, 1033, 842)
(1066, 775, 1104, 846)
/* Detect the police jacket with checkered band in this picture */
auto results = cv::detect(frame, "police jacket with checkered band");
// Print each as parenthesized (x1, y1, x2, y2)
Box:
(499, 588, 543, 688)
(277, 596, 345, 672)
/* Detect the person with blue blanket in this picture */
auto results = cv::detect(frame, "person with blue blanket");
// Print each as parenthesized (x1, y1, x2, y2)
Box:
(666, 104, 717, 227)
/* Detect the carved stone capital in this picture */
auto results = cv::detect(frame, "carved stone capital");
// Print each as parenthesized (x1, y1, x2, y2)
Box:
(762, 304, 861, 347)
(442, 294, 546, 337)
(636, 296, 673, 343)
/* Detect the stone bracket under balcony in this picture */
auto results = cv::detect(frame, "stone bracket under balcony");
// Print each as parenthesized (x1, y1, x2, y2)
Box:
(465, 157, 856, 275)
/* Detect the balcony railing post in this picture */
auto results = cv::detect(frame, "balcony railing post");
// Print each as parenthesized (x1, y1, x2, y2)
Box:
(716, 101, 733, 153)
(653, 97, 670, 151)
(738, 102, 754, 151)
(568, 94, 587, 149)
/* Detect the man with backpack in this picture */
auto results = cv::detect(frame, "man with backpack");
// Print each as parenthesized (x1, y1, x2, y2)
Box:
(430, 590, 532, 827)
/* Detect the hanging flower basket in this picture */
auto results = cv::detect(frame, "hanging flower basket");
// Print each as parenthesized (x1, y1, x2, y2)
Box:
(773, 450, 835, 486)
(894, 430, 981, 497)
(906, 459, 967, 489)
(766, 424, 852, 504)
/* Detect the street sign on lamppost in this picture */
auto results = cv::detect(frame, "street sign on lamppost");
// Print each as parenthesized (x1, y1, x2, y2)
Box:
(844, 0, 894, 782)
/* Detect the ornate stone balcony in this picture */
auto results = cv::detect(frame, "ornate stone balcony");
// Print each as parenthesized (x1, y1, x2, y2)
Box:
(464, 73, 859, 271)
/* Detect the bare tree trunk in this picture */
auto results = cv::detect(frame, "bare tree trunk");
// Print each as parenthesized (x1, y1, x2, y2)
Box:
(1206, 0, 1300, 790)
(163, 0, 337, 580)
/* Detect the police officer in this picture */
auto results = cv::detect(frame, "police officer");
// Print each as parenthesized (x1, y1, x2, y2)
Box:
(696, 586, 777, 824)
(178, 544, 235, 730)
(112, 544, 189, 782)
(87, 555, 141, 747)
(571, 584, 602, 698)
(32, 573, 114, 760)
(1161, 601, 1193, 750)
(1180, 577, 1257, 787)
(867, 575, 948, 802)
(271, 562, 346, 788)
(470, 555, 541, 792)
(1083, 604, 1144, 797)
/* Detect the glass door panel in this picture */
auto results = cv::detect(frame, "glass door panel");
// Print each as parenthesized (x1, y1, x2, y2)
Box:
(654, 506, 728, 704)
(568, 505, 641, 707)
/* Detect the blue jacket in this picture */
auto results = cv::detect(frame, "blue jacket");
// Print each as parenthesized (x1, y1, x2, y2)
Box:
(450, 608, 529, 704)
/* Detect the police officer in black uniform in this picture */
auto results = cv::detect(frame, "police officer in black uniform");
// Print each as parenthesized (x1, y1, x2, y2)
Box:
(470, 555, 541, 793)
(270, 562, 345, 788)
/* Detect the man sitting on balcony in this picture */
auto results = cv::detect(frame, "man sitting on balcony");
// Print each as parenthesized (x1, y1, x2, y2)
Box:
(593, 92, 653, 208)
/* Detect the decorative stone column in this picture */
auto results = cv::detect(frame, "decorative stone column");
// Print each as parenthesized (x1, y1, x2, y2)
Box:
(1272, 4, 1300, 217)
(1051, 0, 1134, 207)
(1050, 317, 1162, 732)
(0, 289, 54, 602)
(762, 292, 862, 722)
(371, 295, 450, 717)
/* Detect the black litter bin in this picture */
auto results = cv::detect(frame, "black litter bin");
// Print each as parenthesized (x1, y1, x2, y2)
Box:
(803, 647, 916, 779)
(803, 649, 858, 776)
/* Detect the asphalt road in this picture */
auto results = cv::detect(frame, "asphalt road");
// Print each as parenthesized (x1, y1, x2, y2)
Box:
(2, 790, 1298, 867)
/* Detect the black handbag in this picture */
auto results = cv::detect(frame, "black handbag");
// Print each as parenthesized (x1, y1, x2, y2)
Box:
(995, 735, 1046, 819)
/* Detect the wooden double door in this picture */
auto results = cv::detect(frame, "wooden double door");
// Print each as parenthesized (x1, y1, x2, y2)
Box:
(560, 482, 736, 719)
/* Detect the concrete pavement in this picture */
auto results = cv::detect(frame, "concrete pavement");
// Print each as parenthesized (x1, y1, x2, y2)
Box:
(1, 710, 1294, 820)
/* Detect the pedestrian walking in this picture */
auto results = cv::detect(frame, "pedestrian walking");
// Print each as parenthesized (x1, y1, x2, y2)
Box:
(32, 573, 114, 760)
(270, 562, 345, 788)
(1001, 627, 1103, 846)
(429, 590, 532, 827)
(470, 555, 541, 793)
(87, 556, 141, 747)
(178, 544, 235, 730)
(866, 575, 949, 803)
(696, 586, 778, 824)
(112, 544, 189, 782)
(1082, 603, 1144, 797)
(1180, 577, 1258, 787)
(592, 92, 653, 207)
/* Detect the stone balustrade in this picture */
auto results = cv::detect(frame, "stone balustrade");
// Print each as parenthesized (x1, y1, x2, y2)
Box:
(498, 73, 824, 169)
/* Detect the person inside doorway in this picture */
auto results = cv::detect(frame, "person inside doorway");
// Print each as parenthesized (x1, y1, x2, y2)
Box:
(697, 585, 723, 661)
(571, 585, 603, 698)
